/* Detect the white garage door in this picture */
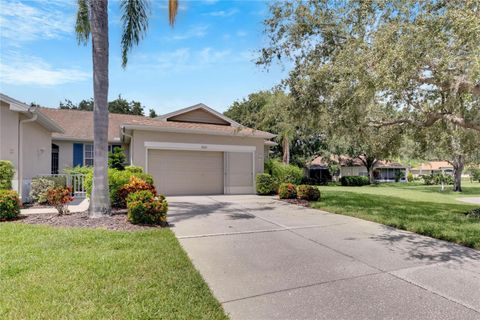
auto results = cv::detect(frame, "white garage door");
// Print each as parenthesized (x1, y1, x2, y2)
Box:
(148, 150, 224, 196)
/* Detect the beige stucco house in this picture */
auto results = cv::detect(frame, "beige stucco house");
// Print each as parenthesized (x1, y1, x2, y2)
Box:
(37, 102, 275, 196)
(0, 94, 64, 199)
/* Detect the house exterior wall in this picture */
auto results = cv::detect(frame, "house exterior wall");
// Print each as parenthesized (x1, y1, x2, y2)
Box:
(54, 140, 129, 172)
(0, 102, 20, 187)
(340, 166, 367, 177)
(168, 109, 229, 125)
(131, 130, 265, 176)
(21, 117, 52, 179)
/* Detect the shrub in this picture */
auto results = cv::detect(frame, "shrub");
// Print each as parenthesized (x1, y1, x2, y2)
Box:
(125, 165, 144, 174)
(29, 178, 55, 204)
(85, 168, 154, 208)
(108, 147, 126, 170)
(0, 190, 20, 220)
(63, 166, 93, 175)
(394, 171, 405, 182)
(126, 190, 168, 225)
(422, 173, 453, 185)
(0, 160, 15, 190)
(468, 168, 480, 182)
(118, 176, 157, 208)
(266, 159, 303, 184)
(278, 183, 297, 199)
(407, 172, 414, 182)
(464, 208, 480, 219)
(297, 185, 321, 201)
(47, 187, 74, 215)
(256, 173, 276, 195)
(339, 176, 370, 186)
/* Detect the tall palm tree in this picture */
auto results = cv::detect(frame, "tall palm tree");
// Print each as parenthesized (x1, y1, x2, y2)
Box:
(75, 0, 178, 217)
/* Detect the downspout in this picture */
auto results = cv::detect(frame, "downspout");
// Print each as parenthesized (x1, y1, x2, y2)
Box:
(18, 107, 38, 200)
(122, 127, 134, 165)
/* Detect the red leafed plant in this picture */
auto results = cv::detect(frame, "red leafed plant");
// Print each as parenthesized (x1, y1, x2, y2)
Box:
(47, 187, 74, 215)
(118, 176, 157, 208)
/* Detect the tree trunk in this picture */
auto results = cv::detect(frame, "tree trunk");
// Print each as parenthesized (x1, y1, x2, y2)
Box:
(358, 155, 377, 184)
(282, 137, 290, 165)
(367, 167, 375, 184)
(452, 154, 464, 192)
(89, 0, 111, 217)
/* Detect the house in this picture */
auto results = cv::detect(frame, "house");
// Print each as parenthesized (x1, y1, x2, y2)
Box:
(0, 94, 64, 199)
(409, 161, 453, 177)
(308, 155, 407, 183)
(39, 103, 275, 196)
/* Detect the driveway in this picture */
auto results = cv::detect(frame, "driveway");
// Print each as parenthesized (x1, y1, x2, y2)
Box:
(168, 195, 480, 320)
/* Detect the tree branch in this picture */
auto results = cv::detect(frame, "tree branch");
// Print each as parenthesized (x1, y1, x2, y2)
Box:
(370, 112, 480, 132)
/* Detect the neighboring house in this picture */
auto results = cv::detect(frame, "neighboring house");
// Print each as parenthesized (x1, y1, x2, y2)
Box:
(308, 155, 407, 182)
(40, 103, 275, 196)
(409, 161, 454, 177)
(0, 94, 64, 199)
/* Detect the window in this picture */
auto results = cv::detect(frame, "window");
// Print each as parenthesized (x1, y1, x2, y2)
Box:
(51, 144, 59, 174)
(108, 144, 122, 153)
(84, 144, 94, 166)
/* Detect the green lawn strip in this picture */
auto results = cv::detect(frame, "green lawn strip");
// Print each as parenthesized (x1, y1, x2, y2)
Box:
(0, 224, 228, 320)
(312, 186, 480, 250)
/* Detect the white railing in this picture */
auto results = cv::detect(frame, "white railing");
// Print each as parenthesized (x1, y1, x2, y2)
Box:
(68, 174, 86, 198)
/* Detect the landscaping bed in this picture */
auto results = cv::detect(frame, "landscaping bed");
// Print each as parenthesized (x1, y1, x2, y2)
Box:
(15, 209, 162, 231)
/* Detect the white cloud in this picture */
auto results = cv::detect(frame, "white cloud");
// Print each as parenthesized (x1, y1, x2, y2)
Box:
(171, 25, 208, 40)
(199, 47, 231, 64)
(207, 8, 239, 17)
(236, 30, 248, 37)
(0, 53, 90, 86)
(0, 0, 74, 43)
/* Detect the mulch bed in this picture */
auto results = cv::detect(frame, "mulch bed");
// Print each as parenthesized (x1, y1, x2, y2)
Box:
(14, 209, 166, 231)
(278, 198, 310, 207)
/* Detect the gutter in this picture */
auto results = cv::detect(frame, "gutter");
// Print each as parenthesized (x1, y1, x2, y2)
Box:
(17, 107, 38, 200)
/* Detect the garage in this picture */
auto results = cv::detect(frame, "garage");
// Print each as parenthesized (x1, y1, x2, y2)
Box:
(148, 149, 224, 196)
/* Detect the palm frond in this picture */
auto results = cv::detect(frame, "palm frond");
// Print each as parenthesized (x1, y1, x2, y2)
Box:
(120, 0, 150, 67)
(169, 0, 178, 27)
(75, 0, 91, 45)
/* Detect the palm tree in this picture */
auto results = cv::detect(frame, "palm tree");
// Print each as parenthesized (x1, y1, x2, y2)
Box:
(75, 0, 178, 217)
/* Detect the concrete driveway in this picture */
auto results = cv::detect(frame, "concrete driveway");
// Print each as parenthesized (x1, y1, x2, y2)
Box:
(168, 195, 480, 320)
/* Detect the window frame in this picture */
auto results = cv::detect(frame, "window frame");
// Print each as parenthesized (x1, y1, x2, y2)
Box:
(84, 144, 94, 166)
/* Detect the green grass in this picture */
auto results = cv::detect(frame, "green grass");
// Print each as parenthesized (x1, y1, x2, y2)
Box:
(0, 224, 227, 320)
(311, 181, 480, 249)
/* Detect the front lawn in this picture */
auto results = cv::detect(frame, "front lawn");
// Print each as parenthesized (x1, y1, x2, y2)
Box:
(311, 181, 480, 249)
(0, 224, 227, 319)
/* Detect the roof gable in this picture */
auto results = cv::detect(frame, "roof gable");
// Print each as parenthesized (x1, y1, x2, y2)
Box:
(158, 103, 240, 127)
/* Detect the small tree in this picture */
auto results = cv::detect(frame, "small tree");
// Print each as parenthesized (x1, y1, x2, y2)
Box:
(108, 147, 127, 170)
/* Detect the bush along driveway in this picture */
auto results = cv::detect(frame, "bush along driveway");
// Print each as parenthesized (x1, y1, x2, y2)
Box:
(0, 223, 227, 320)
(167, 195, 480, 320)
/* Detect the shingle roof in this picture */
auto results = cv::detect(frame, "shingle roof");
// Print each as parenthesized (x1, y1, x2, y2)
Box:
(40, 108, 274, 141)
(411, 161, 452, 171)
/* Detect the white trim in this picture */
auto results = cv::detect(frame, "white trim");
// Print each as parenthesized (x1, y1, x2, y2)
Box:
(122, 124, 276, 139)
(144, 141, 256, 153)
(157, 103, 242, 127)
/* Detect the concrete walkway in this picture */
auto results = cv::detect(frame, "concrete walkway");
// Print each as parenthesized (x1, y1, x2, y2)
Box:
(458, 197, 480, 205)
(168, 195, 480, 320)
(20, 198, 89, 215)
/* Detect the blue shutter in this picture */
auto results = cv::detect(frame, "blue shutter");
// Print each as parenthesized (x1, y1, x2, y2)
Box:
(73, 143, 84, 166)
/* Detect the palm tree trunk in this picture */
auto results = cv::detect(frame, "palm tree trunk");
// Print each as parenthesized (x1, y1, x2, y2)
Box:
(89, 0, 111, 217)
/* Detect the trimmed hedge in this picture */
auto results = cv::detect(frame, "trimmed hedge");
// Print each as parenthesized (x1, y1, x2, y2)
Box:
(127, 190, 168, 225)
(266, 160, 303, 185)
(256, 173, 276, 195)
(0, 190, 20, 220)
(125, 165, 144, 174)
(422, 173, 454, 185)
(297, 185, 320, 201)
(339, 176, 370, 186)
(85, 168, 154, 208)
(0, 160, 15, 190)
(29, 178, 55, 204)
(278, 183, 297, 199)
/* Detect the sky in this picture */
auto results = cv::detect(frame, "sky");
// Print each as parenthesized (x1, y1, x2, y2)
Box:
(0, 0, 286, 114)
